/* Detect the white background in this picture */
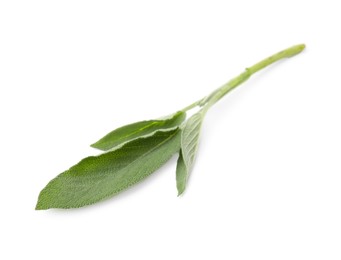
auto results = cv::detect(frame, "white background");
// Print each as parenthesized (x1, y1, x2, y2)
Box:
(1, 1, 340, 259)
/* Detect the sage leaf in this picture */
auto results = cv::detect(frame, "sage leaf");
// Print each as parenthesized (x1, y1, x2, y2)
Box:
(91, 111, 186, 151)
(36, 129, 181, 210)
(176, 111, 205, 195)
(176, 150, 187, 195)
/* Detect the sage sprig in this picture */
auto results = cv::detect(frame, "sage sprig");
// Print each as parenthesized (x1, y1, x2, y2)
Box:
(36, 44, 305, 210)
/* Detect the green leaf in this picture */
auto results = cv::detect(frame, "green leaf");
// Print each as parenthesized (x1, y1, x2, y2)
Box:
(176, 111, 205, 195)
(91, 111, 186, 151)
(36, 129, 181, 210)
(176, 150, 187, 195)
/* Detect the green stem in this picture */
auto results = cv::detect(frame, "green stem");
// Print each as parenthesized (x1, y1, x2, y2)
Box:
(180, 99, 202, 112)
(202, 44, 305, 109)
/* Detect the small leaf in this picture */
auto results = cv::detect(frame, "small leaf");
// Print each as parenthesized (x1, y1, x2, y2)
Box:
(36, 129, 181, 210)
(176, 150, 187, 195)
(176, 111, 205, 195)
(91, 111, 186, 151)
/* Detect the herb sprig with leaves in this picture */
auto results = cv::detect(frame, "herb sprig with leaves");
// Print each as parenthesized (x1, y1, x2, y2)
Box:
(36, 44, 305, 210)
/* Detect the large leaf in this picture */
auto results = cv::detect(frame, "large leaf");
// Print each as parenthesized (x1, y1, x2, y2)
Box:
(36, 129, 181, 210)
(91, 111, 186, 151)
(176, 111, 205, 195)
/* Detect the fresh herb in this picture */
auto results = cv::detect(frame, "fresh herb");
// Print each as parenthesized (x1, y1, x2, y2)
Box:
(36, 44, 305, 210)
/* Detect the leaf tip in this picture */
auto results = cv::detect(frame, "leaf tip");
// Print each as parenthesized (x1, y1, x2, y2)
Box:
(35, 187, 53, 210)
(35, 199, 48, 210)
(90, 140, 111, 151)
(176, 182, 186, 197)
(90, 142, 101, 150)
(177, 189, 185, 197)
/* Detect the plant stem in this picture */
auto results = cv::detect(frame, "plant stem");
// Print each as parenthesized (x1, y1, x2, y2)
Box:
(181, 99, 202, 112)
(202, 44, 305, 109)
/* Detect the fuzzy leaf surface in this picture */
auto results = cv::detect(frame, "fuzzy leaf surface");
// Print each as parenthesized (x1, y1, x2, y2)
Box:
(176, 111, 204, 195)
(36, 129, 181, 210)
(91, 111, 185, 151)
